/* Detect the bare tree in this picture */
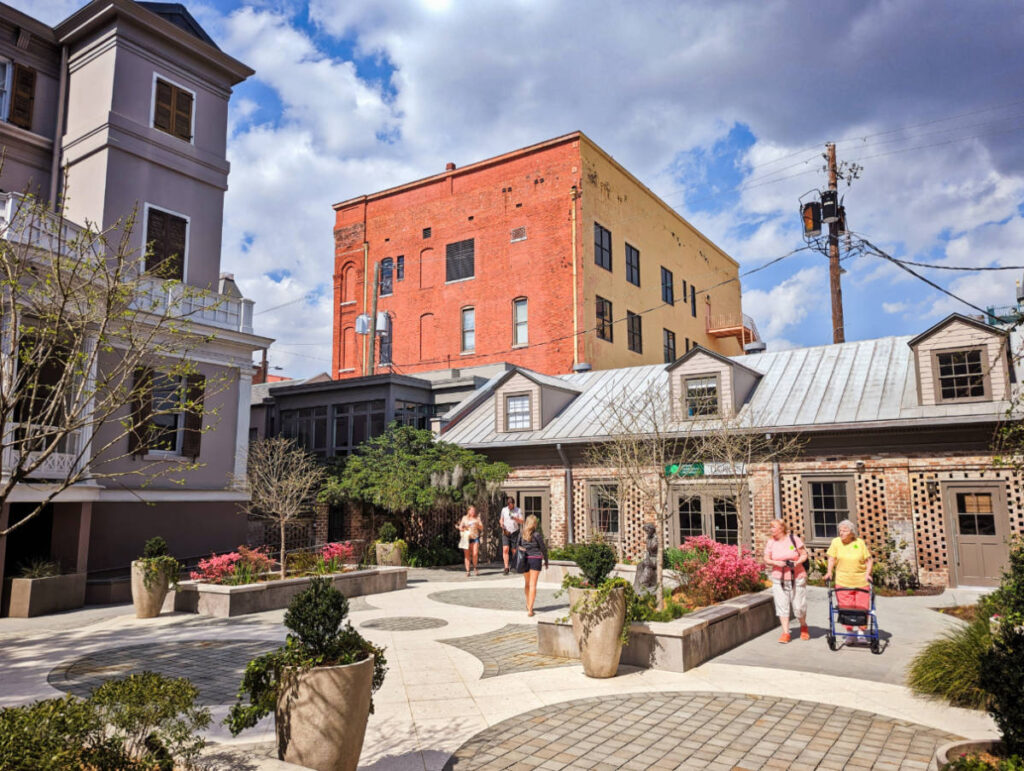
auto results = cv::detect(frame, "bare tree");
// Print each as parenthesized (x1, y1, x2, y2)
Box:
(238, 437, 326, 577)
(590, 376, 803, 608)
(1, 191, 232, 537)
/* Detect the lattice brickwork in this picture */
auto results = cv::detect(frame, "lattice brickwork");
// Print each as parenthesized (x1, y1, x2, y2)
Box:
(855, 473, 887, 551)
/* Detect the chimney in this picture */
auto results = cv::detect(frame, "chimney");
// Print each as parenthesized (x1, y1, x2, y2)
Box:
(445, 162, 456, 171)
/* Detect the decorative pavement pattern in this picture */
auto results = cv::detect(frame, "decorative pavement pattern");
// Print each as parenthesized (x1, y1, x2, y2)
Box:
(361, 616, 449, 631)
(48, 640, 274, 705)
(407, 565, 512, 584)
(438, 623, 575, 678)
(427, 587, 568, 613)
(442, 692, 959, 771)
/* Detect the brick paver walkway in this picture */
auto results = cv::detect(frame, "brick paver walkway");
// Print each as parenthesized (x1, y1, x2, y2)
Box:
(48, 640, 273, 705)
(428, 587, 568, 613)
(407, 564, 511, 583)
(442, 692, 958, 771)
(439, 623, 575, 678)
(361, 616, 449, 631)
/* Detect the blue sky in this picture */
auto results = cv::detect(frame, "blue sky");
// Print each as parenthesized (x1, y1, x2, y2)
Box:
(23, 0, 1024, 376)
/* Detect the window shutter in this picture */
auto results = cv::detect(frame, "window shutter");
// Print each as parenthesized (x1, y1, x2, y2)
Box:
(129, 367, 153, 456)
(10, 64, 36, 131)
(173, 88, 193, 141)
(166, 215, 187, 279)
(154, 80, 173, 133)
(146, 208, 167, 272)
(180, 374, 205, 459)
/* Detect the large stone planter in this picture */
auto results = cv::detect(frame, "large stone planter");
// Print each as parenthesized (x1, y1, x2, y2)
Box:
(928, 740, 1004, 771)
(375, 542, 402, 567)
(131, 560, 173, 619)
(1, 573, 86, 618)
(568, 586, 626, 678)
(276, 655, 374, 771)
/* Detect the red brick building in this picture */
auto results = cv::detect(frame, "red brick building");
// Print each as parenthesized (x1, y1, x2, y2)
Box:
(332, 132, 755, 380)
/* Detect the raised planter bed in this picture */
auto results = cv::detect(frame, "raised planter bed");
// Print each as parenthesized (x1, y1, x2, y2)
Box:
(928, 740, 1004, 771)
(537, 590, 774, 672)
(1, 573, 87, 618)
(170, 567, 407, 618)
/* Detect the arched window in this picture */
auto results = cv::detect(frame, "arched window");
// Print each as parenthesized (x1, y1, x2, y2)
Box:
(419, 313, 435, 361)
(340, 262, 356, 303)
(379, 258, 393, 296)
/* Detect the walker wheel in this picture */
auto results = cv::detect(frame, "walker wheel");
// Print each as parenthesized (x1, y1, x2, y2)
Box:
(870, 638, 881, 655)
(826, 634, 837, 651)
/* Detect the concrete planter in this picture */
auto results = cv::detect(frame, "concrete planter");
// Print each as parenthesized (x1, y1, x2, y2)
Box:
(130, 561, 174, 619)
(929, 740, 1004, 771)
(540, 590, 775, 672)
(375, 543, 402, 567)
(276, 656, 374, 771)
(568, 586, 626, 678)
(172, 567, 407, 618)
(1, 573, 86, 618)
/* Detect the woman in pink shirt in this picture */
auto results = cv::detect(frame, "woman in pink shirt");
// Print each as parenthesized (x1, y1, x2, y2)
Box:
(764, 519, 809, 643)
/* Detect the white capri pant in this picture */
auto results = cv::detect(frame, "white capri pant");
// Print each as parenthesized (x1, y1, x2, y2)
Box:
(771, 574, 807, 620)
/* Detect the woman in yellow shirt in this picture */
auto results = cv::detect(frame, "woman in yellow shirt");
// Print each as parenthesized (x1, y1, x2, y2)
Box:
(823, 519, 874, 634)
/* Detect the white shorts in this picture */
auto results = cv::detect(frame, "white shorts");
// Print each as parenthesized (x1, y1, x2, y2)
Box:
(771, 574, 807, 620)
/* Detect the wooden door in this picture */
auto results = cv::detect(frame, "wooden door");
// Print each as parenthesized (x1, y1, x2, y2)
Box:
(516, 490, 550, 537)
(672, 489, 743, 547)
(946, 483, 1010, 587)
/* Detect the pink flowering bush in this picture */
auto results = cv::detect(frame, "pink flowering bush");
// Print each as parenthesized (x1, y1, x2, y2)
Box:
(317, 541, 355, 574)
(190, 546, 274, 585)
(675, 535, 765, 606)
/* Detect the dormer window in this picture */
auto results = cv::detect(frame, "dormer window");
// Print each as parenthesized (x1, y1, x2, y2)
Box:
(685, 375, 719, 417)
(934, 348, 987, 402)
(505, 393, 531, 431)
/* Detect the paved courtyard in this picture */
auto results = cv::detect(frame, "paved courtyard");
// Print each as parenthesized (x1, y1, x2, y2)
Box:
(0, 567, 997, 770)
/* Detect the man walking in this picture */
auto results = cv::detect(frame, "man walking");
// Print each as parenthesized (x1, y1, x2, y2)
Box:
(500, 495, 524, 575)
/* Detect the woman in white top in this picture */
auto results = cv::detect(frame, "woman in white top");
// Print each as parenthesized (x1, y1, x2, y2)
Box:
(457, 506, 483, 577)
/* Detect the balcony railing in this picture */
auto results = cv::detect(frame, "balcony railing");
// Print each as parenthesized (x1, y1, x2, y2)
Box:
(0, 192, 85, 256)
(1, 427, 82, 480)
(706, 311, 761, 345)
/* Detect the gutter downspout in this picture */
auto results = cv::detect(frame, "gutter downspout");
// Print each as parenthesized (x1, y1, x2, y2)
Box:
(772, 461, 782, 521)
(557, 442, 574, 543)
(361, 218, 369, 375)
(48, 45, 69, 211)
(569, 186, 579, 368)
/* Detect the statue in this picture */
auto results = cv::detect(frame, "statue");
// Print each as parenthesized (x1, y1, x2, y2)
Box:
(633, 522, 659, 596)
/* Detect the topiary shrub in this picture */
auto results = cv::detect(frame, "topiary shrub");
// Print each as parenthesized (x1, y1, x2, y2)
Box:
(143, 536, 169, 559)
(573, 541, 617, 588)
(226, 577, 387, 736)
(136, 537, 181, 591)
(377, 522, 399, 543)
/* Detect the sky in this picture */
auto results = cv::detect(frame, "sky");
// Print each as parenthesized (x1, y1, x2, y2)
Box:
(22, 0, 1024, 377)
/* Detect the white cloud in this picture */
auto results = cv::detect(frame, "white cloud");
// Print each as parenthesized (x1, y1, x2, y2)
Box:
(742, 267, 826, 349)
(882, 301, 907, 314)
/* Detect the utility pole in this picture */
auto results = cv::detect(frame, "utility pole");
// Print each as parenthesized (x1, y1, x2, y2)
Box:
(826, 143, 845, 344)
(367, 261, 380, 376)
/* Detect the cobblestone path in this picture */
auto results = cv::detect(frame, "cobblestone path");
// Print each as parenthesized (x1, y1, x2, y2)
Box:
(361, 616, 449, 631)
(428, 587, 568, 613)
(439, 623, 575, 678)
(443, 692, 958, 771)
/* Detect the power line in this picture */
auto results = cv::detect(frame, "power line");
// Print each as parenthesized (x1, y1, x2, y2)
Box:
(847, 123, 1024, 164)
(890, 259, 1024, 272)
(255, 291, 320, 315)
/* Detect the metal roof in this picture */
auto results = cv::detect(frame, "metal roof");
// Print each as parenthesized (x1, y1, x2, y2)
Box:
(440, 336, 1013, 448)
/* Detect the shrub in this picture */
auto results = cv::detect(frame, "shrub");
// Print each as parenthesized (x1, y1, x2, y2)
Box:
(136, 537, 181, 591)
(549, 543, 587, 562)
(943, 754, 1024, 770)
(405, 534, 460, 568)
(678, 535, 764, 605)
(377, 522, 399, 543)
(143, 536, 169, 559)
(908, 616, 992, 709)
(18, 558, 61, 579)
(284, 550, 319, 575)
(871, 534, 920, 591)
(226, 577, 387, 735)
(0, 674, 210, 771)
(664, 544, 710, 580)
(573, 541, 617, 588)
(316, 541, 356, 573)
(190, 546, 273, 585)
(981, 624, 1024, 757)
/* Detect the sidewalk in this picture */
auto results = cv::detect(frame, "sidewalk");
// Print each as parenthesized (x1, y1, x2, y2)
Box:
(0, 570, 997, 770)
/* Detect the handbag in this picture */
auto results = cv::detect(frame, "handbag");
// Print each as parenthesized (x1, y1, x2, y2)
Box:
(458, 530, 470, 550)
(514, 539, 530, 574)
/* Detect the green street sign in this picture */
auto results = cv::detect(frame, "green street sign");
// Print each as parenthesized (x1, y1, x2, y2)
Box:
(665, 462, 704, 478)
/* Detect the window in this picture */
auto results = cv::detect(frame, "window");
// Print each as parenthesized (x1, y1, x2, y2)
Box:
(395, 400, 432, 430)
(510, 226, 527, 242)
(153, 77, 193, 142)
(713, 497, 740, 545)
(956, 492, 996, 536)
(627, 311, 642, 353)
(145, 206, 187, 280)
(594, 223, 612, 271)
(505, 393, 531, 431)
(661, 267, 674, 304)
(674, 490, 744, 546)
(596, 296, 613, 342)
(685, 337, 690, 353)
(280, 406, 328, 457)
(934, 348, 987, 401)
(396, 256, 405, 281)
(682, 279, 688, 298)
(678, 497, 703, 539)
(422, 227, 432, 239)
(625, 244, 640, 286)
(690, 285, 697, 317)
(461, 307, 475, 352)
(663, 329, 676, 363)
(446, 238, 474, 282)
(379, 258, 393, 295)
(805, 478, 853, 543)
(513, 298, 528, 346)
(332, 400, 386, 455)
(685, 375, 718, 416)
(129, 369, 204, 458)
(590, 485, 620, 536)
(5, 63, 35, 130)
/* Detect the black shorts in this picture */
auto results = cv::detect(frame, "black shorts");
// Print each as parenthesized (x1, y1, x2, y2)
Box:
(527, 556, 543, 572)
(502, 531, 519, 547)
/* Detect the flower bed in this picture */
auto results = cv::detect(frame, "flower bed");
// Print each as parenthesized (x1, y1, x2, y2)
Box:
(189, 543, 357, 585)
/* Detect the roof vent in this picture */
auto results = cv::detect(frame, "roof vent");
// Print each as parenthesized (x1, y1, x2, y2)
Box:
(446, 162, 456, 171)
(744, 341, 767, 354)
(572, 362, 593, 372)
